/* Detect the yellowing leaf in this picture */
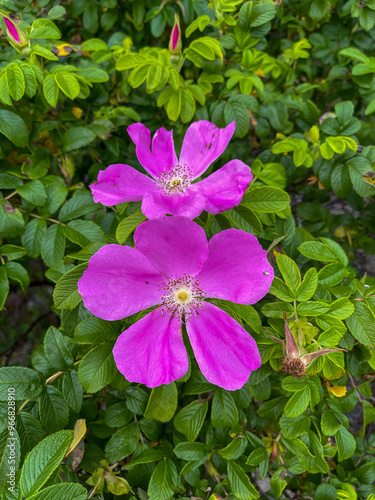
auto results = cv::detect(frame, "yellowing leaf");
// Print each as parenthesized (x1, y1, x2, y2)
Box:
(72, 107, 83, 119)
(328, 385, 347, 397)
(55, 43, 75, 56)
(273, 249, 281, 257)
(65, 418, 87, 456)
(255, 68, 265, 78)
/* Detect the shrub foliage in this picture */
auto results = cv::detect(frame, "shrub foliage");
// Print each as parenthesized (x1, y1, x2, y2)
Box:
(0, 0, 375, 499)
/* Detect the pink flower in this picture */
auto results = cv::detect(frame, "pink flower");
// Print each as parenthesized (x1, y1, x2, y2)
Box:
(90, 121, 252, 220)
(78, 217, 273, 390)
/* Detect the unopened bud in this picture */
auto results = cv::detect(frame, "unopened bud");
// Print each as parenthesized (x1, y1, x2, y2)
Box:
(3, 17, 28, 48)
(169, 14, 182, 55)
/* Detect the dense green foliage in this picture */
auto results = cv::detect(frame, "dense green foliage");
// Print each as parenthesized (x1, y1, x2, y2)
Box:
(1, 0, 375, 499)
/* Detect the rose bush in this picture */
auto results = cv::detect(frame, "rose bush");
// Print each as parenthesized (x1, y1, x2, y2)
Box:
(0, 1, 375, 499)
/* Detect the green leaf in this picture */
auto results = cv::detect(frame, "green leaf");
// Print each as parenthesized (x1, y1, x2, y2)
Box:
(174, 442, 207, 461)
(211, 389, 239, 428)
(58, 192, 97, 222)
(321, 409, 340, 436)
(148, 459, 178, 500)
(41, 224, 66, 267)
(0, 267, 9, 310)
(0, 366, 43, 401)
(105, 422, 139, 462)
(61, 127, 96, 152)
(125, 386, 149, 414)
(44, 326, 74, 371)
(78, 342, 117, 393)
(4, 261, 29, 292)
(53, 263, 87, 310)
(174, 400, 208, 442)
(279, 414, 311, 438)
(61, 370, 83, 413)
(39, 385, 70, 434)
(276, 254, 301, 290)
(55, 72, 80, 100)
(20, 430, 73, 497)
(6, 64, 25, 101)
(22, 219, 47, 258)
(64, 220, 104, 247)
(298, 241, 338, 262)
(29, 18, 62, 39)
(33, 45, 59, 61)
(284, 387, 310, 417)
(220, 437, 247, 460)
(242, 187, 290, 213)
(116, 210, 147, 244)
(227, 460, 259, 500)
(0, 201, 25, 237)
(346, 301, 375, 348)
(16, 180, 47, 206)
(295, 268, 318, 301)
(336, 425, 356, 461)
(269, 277, 294, 302)
(43, 75, 59, 107)
(16, 412, 44, 462)
(0, 110, 28, 147)
(25, 483, 88, 500)
(105, 401, 133, 428)
(144, 382, 178, 423)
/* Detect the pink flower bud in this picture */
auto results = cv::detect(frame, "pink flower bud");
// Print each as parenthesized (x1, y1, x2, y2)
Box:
(3, 17, 28, 48)
(169, 14, 182, 55)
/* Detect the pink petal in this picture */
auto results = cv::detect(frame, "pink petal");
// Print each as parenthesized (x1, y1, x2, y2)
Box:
(190, 160, 252, 214)
(127, 123, 178, 178)
(141, 189, 206, 219)
(4, 18, 20, 43)
(179, 121, 235, 179)
(196, 229, 274, 304)
(172, 24, 179, 51)
(186, 302, 261, 390)
(134, 216, 209, 279)
(113, 309, 188, 387)
(78, 244, 163, 320)
(90, 164, 156, 206)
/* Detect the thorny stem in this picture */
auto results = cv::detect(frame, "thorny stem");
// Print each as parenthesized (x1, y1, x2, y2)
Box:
(293, 299, 303, 346)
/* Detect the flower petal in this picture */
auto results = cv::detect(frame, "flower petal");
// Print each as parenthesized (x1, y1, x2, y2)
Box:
(190, 160, 252, 214)
(78, 244, 163, 320)
(196, 229, 274, 303)
(187, 302, 261, 390)
(90, 164, 155, 206)
(113, 309, 188, 387)
(5, 18, 20, 43)
(179, 121, 235, 179)
(127, 123, 178, 178)
(141, 189, 206, 219)
(134, 216, 209, 278)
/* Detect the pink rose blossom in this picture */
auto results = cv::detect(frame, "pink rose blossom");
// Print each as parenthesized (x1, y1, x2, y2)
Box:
(78, 217, 273, 390)
(90, 121, 252, 220)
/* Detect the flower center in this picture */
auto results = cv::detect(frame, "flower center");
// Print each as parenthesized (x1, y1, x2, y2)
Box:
(159, 275, 205, 320)
(156, 164, 193, 195)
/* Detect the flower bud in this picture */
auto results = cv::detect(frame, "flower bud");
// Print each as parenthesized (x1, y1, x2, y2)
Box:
(3, 17, 28, 48)
(169, 14, 182, 55)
